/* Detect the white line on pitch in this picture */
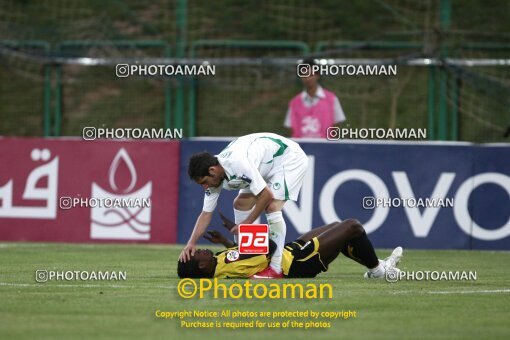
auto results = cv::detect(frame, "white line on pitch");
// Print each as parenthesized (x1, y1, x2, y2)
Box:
(0, 282, 176, 289)
(390, 288, 510, 295)
(3, 281, 508, 295)
(427, 289, 510, 294)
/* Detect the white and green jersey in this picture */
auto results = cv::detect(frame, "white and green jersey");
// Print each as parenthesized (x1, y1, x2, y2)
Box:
(202, 133, 307, 212)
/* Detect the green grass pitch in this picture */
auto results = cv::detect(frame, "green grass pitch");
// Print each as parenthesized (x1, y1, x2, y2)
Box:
(0, 243, 509, 339)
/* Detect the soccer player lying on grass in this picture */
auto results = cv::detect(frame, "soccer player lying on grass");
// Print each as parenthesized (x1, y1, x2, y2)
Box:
(177, 214, 403, 279)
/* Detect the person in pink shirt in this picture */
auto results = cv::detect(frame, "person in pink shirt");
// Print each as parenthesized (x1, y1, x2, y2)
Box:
(284, 58, 346, 138)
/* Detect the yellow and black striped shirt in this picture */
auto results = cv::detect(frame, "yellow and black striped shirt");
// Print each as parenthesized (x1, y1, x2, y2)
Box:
(213, 246, 299, 278)
(213, 238, 323, 278)
(213, 248, 270, 278)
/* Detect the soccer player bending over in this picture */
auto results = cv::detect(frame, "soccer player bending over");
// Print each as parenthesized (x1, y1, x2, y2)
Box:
(177, 215, 403, 279)
(179, 133, 308, 279)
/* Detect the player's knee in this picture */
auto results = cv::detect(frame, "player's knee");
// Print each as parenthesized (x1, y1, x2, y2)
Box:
(266, 200, 285, 213)
(343, 218, 364, 236)
(265, 201, 278, 213)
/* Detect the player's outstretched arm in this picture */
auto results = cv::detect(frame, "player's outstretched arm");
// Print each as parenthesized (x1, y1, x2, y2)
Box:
(179, 211, 213, 262)
(218, 211, 236, 231)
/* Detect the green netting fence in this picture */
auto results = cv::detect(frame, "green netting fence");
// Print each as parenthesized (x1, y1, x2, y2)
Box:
(0, 0, 508, 142)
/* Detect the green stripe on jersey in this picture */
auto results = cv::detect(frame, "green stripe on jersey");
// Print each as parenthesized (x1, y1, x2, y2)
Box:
(284, 178, 289, 200)
(258, 136, 288, 159)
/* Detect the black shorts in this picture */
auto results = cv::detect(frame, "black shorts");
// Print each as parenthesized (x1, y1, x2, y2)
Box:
(284, 238, 328, 278)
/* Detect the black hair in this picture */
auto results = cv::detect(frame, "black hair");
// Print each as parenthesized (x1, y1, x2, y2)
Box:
(187, 152, 219, 181)
(177, 259, 211, 278)
(301, 58, 320, 77)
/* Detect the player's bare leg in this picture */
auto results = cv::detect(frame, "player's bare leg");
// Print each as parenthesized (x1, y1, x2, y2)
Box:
(233, 193, 257, 224)
(296, 222, 339, 241)
(265, 199, 286, 275)
(310, 219, 388, 278)
(311, 220, 367, 264)
(252, 199, 287, 278)
(233, 193, 287, 277)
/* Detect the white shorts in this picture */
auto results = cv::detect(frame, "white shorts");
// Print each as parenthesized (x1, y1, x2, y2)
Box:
(239, 147, 308, 201)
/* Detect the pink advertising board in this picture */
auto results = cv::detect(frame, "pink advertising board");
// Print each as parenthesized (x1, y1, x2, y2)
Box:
(0, 137, 179, 243)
